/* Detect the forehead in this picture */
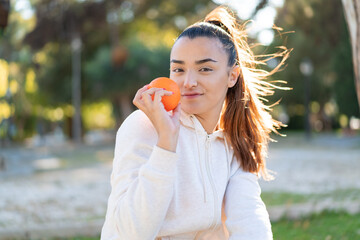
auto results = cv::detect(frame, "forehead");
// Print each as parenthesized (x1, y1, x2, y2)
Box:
(170, 37, 227, 62)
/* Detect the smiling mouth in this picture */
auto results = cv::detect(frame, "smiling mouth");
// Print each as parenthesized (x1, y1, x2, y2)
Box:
(182, 93, 203, 96)
(182, 93, 203, 98)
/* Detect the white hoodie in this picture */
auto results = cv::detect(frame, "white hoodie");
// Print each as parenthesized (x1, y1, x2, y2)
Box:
(101, 109, 273, 240)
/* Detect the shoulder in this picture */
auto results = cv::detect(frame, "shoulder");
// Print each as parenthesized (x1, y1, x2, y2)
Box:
(229, 155, 259, 181)
(116, 109, 157, 146)
(119, 109, 152, 129)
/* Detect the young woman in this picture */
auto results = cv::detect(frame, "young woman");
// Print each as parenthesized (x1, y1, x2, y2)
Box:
(101, 6, 290, 240)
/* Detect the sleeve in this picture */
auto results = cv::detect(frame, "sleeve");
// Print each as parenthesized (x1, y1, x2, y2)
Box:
(223, 167, 273, 240)
(101, 110, 178, 240)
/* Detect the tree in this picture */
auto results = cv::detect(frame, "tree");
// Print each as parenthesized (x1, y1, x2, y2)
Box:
(268, 0, 359, 131)
(342, 0, 360, 108)
(0, 2, 38, 141)
(84, 39, 171, 126)
(21, 0, 218, 135)
(0, 0, 10, 35)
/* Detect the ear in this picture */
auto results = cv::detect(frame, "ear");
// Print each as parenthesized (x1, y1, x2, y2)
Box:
(228, 65, 240, 88)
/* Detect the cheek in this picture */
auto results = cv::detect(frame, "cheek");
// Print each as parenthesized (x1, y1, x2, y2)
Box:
(170, 75, 182, 88)
(169, 72, 180, 82)
(209, 74, 230, 91)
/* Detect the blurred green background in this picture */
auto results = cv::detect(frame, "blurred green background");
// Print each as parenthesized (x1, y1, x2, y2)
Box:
(0, 0, 359, 239)
(0, 0, 358, 142)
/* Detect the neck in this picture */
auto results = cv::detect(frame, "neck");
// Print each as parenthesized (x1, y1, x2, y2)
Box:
(195, 110, 222, 134)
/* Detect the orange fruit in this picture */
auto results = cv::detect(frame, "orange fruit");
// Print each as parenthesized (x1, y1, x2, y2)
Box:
(148, 77, 181, 111)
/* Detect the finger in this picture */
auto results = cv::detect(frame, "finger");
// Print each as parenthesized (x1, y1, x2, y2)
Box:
(141, 87, 165, 97)
(134, 84, 150, 100)
(154, 89, 174, 100)
(134, 84, 154, 109)
(153, 89, 173, 103)
(142, 88, 172, 102)
(141, 91, 154, 106)
(139, 86, 149, 100)
(138, 84, 151, 94)
(141, 88, 166, 108)
(163, 90, 174, 96)
(133, 95, 145, 111)
(139, 88, 158, 104)
(140, 88, 174, 110)
(153, 90, 165, 103)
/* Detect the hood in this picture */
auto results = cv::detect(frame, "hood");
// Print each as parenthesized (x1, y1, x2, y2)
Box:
(179, 109, 225, 140)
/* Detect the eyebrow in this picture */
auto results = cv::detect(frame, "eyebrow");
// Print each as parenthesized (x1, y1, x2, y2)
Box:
(170, 58, 218, 65)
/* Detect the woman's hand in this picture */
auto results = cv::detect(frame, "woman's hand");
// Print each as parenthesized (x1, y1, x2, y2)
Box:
(133, 85, 181, 152)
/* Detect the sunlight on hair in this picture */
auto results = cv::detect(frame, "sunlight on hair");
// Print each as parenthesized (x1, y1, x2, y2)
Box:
(213, 0, 259, 19)
(212, 0, 284, 45)
(198, 6, 293, 181)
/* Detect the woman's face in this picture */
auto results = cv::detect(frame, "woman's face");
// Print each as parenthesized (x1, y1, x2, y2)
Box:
(170, 37, 238, 118)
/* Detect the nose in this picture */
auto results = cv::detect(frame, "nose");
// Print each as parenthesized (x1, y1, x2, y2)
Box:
(183, 71, 197, 89)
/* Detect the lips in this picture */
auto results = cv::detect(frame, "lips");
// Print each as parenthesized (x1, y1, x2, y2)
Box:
(181, 92, 203, 99)
(182, 92, 203, 96)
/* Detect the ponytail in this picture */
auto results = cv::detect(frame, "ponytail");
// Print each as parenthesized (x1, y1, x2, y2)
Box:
(177, 6, 292, 181)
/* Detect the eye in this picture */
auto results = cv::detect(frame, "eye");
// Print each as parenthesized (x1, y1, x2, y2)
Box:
(199, 67, 213, 72)
(172, 68, 184, 73)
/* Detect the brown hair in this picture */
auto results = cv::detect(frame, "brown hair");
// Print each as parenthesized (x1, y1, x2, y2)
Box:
(177, 6, 292, 180)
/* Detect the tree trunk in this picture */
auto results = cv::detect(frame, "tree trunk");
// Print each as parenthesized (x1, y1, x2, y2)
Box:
(71, 34, 82, 143)
(119, 94, 133, 122)
(342, 0, 360, 108)
(112, 94, 134, 129)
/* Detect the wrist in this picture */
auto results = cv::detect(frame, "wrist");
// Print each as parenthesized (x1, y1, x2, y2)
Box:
(157, 133, 178, 152)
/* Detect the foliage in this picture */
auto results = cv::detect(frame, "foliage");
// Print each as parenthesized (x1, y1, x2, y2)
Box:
(332, 19, 359, 118)
(267, 0, 359, 131)
(84, 39, 171, 100)
(0, 0, 217, 139)
(2, 0, 360, 140)
(82, 101, 115, 130)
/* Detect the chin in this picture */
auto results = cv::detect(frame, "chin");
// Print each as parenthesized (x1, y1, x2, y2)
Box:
(181, 105, 205, 116)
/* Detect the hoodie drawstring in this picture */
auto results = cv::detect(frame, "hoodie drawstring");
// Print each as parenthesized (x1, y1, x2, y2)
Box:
(223, 136, 231, 181)
(190, 116, 207, 203)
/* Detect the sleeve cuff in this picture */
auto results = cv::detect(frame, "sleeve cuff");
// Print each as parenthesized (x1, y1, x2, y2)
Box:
(144, 145, 178, 177)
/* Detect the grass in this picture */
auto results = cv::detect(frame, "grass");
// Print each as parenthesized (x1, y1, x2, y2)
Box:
(53, 211, 360, 240)
(262, 191, 311, 206)
(272, 210, 360, 240)
(261, 188, 360, 206)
